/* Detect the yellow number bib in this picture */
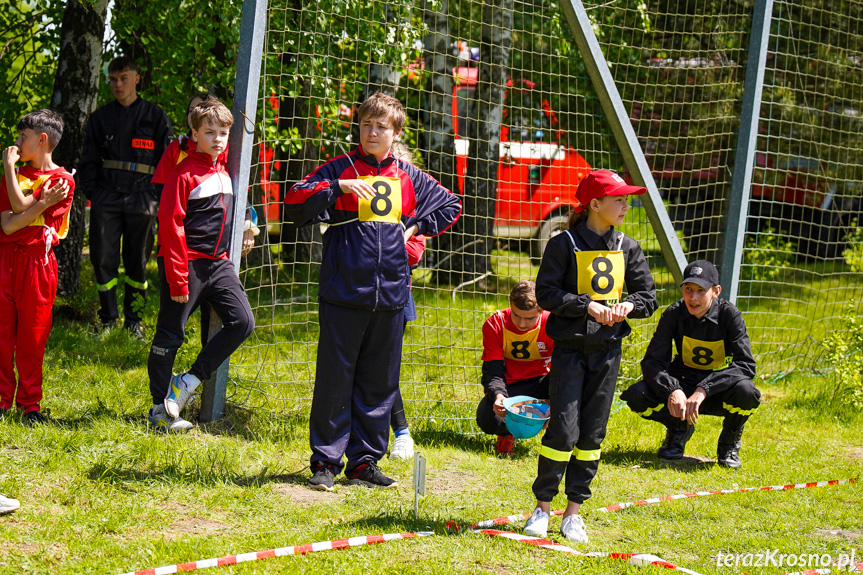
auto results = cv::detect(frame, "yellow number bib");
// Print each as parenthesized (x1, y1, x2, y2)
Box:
(576, 250, 625, 302)
(358, 176, 402, 224)
(682, 337, 730, 370)
(502, 321, 542, 362)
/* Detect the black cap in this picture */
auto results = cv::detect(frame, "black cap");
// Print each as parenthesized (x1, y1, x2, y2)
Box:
(681, 260, 719, 289)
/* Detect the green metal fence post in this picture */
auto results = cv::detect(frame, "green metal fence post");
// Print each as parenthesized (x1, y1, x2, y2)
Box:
(199, 0, 268, 422)
(559, 0, 688, 284)
(720, 0, 774, 303)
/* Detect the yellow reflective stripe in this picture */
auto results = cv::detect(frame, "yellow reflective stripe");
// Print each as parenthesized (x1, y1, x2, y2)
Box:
(96, 278, 118, 292)
(573, 448, 601, 461)
(124, 277, 149, 290)
(636, 403, 665, 417)
(539, 445, 571, 462)
(723, 402, 756, 416)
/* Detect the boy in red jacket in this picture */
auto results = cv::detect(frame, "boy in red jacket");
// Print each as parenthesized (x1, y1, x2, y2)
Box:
(0, 109, 74, 424)
(147, 100, 255, 431)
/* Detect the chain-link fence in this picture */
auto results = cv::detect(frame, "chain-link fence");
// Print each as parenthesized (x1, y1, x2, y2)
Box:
(226, 0, 863, 427)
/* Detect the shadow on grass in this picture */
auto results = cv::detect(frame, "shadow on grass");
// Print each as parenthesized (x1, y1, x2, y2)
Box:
(346, 512, 479, 536)
(602, 447, 713, 471)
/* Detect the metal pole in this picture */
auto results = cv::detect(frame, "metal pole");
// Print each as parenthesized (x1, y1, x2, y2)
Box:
(720, 0, 774, 303)
(559, 0, 688, 284)
(199, 0, 268, 422)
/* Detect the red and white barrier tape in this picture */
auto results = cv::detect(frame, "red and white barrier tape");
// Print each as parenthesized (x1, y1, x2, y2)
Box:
(597, 478, 858, 513)
(475, 529, 706, 575)
(118, 477, 858, 575)
(470, 510, 564, 530)
(118, 531, 434, 575)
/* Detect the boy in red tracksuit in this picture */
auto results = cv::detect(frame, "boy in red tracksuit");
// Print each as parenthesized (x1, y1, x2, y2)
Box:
(284, 92, 462, 491)
(0, 109, 74, 424)
(146, 100, 255, 431)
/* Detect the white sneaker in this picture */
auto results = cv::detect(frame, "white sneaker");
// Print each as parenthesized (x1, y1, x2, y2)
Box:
(390, 433, 414, 459)
(164, 374, 199, 419)
(523, 507, 549, 537)
(0, 495, 20, 514)
(560, 513, 589, 543)
(148, 405, 194, 433)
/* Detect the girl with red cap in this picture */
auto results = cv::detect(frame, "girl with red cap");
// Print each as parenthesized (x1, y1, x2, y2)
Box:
(524, 169, 658, 543)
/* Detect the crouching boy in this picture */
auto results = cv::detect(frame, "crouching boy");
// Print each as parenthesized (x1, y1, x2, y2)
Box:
(0, 109, 74, 424)
(620, 260, 760, 468)
(284, 92, 461, 491)
(147, 100, 255, 431)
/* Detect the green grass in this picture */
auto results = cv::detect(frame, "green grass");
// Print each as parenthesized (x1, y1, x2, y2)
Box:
(0, 253, 862, 574)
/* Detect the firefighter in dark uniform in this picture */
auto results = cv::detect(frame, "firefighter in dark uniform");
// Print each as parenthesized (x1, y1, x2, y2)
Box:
(79, 56, 173, 337)
(524, 170, 657, 543)
(620, 260, 761, 468)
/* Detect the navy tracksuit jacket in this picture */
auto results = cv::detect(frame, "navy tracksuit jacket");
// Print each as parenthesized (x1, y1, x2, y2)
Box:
(284, 145, 461, 473)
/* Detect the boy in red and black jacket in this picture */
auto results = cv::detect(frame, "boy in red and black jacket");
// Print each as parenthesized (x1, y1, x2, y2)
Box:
(146, 100, 255, 432)
(284, 92, 462, 491)
(0, 109, 74, 424)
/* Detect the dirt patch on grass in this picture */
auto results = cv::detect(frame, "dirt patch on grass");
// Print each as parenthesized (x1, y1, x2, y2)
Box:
(427, 468, 483, 495)
(271, 483, 346, 505)
(844, 446, 863, 462)
(818, 528, 863, 540)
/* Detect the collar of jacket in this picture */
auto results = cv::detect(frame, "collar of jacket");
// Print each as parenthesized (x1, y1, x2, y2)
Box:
(355, 143, 397, 169)
(186, 149, 224, 170)
(574, 220, 620, 250)
(112, 96, 144, 111)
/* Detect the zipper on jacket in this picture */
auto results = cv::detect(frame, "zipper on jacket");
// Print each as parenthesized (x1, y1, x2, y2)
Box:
(212, 160, 227, 258)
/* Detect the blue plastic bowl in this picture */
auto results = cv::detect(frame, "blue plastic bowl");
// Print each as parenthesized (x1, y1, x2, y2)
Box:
(503, 395, 551, 439)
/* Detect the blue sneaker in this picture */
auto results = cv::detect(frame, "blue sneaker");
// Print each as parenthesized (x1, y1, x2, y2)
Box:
(164, 374, 199, 419)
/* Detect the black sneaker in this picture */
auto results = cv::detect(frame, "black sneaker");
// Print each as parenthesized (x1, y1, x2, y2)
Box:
(309, 463, 336, 492)
(347, 462, 397, 489)
(24, 411, 47, 426)
(124, 321, 145, 341)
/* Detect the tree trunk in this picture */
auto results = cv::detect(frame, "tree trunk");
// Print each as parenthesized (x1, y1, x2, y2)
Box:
(50, 0, 109, 297)
(453, 0, 512, 282)
(420, 0, 458, 276)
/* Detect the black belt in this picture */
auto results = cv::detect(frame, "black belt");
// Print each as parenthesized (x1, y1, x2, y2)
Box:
(103, 160, 156, 176)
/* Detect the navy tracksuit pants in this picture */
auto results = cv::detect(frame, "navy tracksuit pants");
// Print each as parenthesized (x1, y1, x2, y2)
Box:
(147, 257, 255, 405)
(309, 300, 405, 474)
(533, 344, 620, 505)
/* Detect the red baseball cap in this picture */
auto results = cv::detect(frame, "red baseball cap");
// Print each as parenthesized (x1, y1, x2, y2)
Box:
(574, 170, 647, 212)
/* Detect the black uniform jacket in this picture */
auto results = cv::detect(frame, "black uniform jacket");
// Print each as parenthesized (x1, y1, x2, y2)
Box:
(536, 220, 657, 349)
(641, 297, 757, 398)
(79, 97, 173, 213)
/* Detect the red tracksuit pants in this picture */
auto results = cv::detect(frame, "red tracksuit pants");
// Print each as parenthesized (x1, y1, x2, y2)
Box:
(0, 244, 57, 413)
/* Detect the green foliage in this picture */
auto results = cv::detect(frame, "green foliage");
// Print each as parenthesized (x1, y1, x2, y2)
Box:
(106, 0, 243, 130)
(0, 1, 64, 142)
(819, 302, 863, 413)
(743, 227, 796, 281)
(842, 221, 863, 271)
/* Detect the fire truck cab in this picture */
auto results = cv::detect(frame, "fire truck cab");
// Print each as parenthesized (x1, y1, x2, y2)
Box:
(451, 65, 592, 258)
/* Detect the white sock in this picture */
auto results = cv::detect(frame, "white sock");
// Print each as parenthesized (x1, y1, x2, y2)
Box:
(182, 373, 201, 391)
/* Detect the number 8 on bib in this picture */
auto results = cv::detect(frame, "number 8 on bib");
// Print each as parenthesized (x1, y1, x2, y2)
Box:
(358, 176, 402, 224)
(576, 250, 625, 301)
